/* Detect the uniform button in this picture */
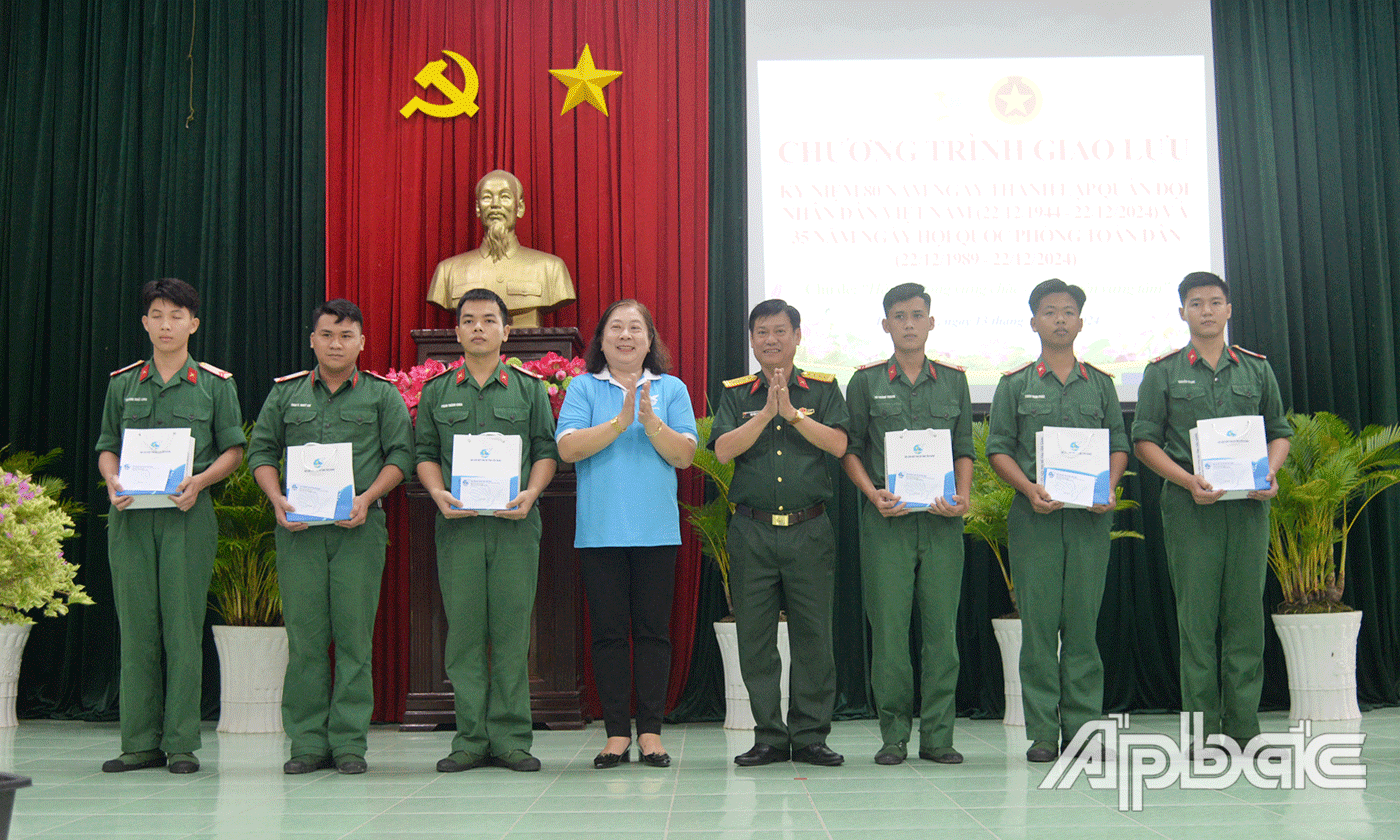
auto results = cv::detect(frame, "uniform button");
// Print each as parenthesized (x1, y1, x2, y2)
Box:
(778, 505, 785, 511)
(775, 425, 782, 431)
(156, 420, 165, 426)
(777, 450, 783, 456)
(777, 476, 783, 483)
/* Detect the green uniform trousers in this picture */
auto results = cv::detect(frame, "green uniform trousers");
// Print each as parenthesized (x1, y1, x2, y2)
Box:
(435, 511, 541, 756)
(275, 507, 387, 760)
(107, 494, 218, 754)
(729, 513, 836, 750)
(1159, 482, 1269, 740)
(1008, 495, 1111, 745)
(859, 501, 964, 751)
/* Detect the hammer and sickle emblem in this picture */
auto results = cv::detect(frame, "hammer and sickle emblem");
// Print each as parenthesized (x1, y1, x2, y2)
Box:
(399, 50, 479, 119)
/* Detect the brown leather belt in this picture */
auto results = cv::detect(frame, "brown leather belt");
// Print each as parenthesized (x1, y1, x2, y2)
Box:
(733, 502, 824, 528)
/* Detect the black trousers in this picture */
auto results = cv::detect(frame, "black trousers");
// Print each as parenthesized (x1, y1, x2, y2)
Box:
(579, 545, 677, 737)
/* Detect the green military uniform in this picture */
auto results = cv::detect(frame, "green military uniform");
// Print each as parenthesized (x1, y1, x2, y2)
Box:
(95, 356, 245, 756)
(711, 370, 849, 751)
(246, 367, 413, 762)
(414, 359, 557, 758)
(845, 357, 972, 754)
(986, 357, 1127, 747)
(1131, 344, 1290, 741)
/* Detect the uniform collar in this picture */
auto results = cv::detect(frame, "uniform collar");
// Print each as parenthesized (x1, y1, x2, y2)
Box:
(749, 369, 811, 395)
(137, 356, 199, 386)
(1034, 356, 1088, 382)
(593, 367, 661, 388)
(1184, 344, 1238, 367)
(456, 358, 511, 388)
(311, 366, 360, 391)
(886, 356, 937, 384)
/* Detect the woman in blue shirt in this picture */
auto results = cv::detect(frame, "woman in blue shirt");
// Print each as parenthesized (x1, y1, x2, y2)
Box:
(557, 299, 697, 768)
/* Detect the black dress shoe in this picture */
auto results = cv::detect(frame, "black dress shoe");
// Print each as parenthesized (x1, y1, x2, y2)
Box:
(918, 747, 964, 764)
(791, 743, 844, 766)
(335, 755, 368, 775)
(283, 755, 334, 774)
(102, 751, 166, 773)
(734, 743, 790, 766)
(436, 752, 490, 772)
(593, 749, 630, 769)
(639, 751, 671, 768)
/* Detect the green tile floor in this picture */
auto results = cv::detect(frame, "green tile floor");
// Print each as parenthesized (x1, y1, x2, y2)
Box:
(3, 709, 1398, 839)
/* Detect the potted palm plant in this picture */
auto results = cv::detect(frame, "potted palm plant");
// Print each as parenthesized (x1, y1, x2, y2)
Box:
(208, 450, 286, 733)
(0, 447, 93, 727)
(1267, 411, 1400, 720)
(963, 421, 1141, 725)
(682, 416, 790, 729)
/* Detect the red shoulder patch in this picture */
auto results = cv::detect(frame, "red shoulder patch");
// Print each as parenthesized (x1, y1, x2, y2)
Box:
(1232, 344, 1267, 359)
(362, 370, 393, 383)
(1149, 348, 1181, 364)
(1001, 361, 1034, 377)
(109, 360, 143, 377)
(274, 370, 310, 383)
(198, 361, 234, 379)
(510, 363, 546, 380)
(856, 359, 886, 371)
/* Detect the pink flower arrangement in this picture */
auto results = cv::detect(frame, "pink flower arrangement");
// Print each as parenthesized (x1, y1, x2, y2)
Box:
(380, 352, 586, 420)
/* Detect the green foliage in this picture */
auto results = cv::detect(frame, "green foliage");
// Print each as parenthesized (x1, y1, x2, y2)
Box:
(1268, 412, 1400, 613)
(681, 416, 736, 614)
(963, 420, 1143, 616)
(0, 455, 94, 625)
(0, 446, 85, 529)
(209, 438, 282, 626)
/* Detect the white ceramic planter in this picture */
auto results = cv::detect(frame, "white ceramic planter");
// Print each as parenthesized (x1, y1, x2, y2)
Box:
(991, 617, 1025, 727)
(714, 620, 790, 730)
(0, 625, 31, 728)
(212, 625, 289, 733)
(1272, 611, 1363, 721)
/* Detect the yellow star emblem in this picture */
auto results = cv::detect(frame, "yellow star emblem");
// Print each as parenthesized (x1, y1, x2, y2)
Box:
(549, 44, 622, 116)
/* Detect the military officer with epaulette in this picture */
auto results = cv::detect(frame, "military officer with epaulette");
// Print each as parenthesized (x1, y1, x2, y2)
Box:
(713, 299, 849, 768)
(841, 283, 972, 766)
(247, 299, 413, 776)
(95, 278, 246, 775)
(1132, 272, 1290, 753)
(987, 279, 1128, 764)
(415, 288, 558, 774)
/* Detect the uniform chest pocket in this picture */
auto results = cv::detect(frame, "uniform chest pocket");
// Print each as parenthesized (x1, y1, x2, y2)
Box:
(1226, 380, 1261, 412)
(121, 402, 152, 422)
(1168, 384, 1206, 403)
(340, 408, 376, 426)
(1017, 400, 1052, 417)
(493, 404, 530, 431)
(285, 408, 319, 426)
(172, 403, 212, 426)
(1077, 404, 1105, 423)
(431, 405, 473, 428)
(869, 400, 904, 418)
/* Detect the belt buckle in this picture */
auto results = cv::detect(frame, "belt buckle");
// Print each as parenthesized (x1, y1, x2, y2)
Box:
(771, 513, 790, 527)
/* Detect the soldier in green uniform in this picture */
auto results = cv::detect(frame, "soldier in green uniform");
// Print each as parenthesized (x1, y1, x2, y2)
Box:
(841, 283, 972, 766)
(1131, 272, 1290, 751)
(987, 279, 1128, 763)
(415, 288, 558, 773)
(95, 278, 245, 774)
(247, 299, 413, 775)
(713, 299, 849, 768)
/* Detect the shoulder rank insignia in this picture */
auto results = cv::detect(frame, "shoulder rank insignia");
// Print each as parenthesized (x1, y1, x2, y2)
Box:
(274, 370, 310, 383)
(510, 363, 545, 380)
(1082, 360, 1115, 379)
(1001, 361, 1034, 377)
(1232, 344, 1267, 359)
(800, 370, 835, 383)
(363, 370, 393, 383)
(109, 360, 143, 377)
(856, 360, 886, 371)
(199, 361, 234, 379)
(932, 359, 966, 372)
(1149, 348, 1181, 364)
(427, 364, 457, 382)
(723, 374, 758, 388)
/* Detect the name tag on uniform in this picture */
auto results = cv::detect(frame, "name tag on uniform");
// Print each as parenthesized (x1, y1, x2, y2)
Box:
(285, 442, 355, 524)
(450, 433, 522, 511)
(118, 428, 194, 509)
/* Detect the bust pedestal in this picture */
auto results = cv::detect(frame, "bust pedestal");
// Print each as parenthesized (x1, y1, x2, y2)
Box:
(401, 327, 586, 731)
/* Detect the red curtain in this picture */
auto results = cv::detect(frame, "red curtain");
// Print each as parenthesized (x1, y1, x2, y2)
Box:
(325, 0, 710, 722)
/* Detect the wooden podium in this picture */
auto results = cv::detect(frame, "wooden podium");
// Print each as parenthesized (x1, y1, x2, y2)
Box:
(401, 327, 587, 731)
